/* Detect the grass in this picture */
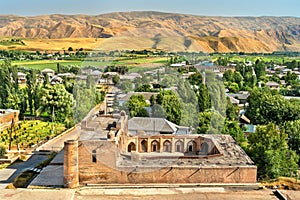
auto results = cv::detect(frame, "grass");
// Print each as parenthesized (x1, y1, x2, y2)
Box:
(0, 120, 67, 150)
(4, 55, 168, 72)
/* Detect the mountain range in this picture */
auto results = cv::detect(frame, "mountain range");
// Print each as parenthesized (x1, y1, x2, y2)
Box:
(1, 11, 300, 52)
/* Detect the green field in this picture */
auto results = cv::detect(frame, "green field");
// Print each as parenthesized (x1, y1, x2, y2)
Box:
(0, 56, 168, 72)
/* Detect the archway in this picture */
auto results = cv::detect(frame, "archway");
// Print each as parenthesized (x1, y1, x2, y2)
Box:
(151, 140, 160, 152)
(141, 140, 147, 152)
(175, 140, 184, 152)
(127, 142, 136, 152)
(163, 140, 171, 152)
(187, 141, 197, 153)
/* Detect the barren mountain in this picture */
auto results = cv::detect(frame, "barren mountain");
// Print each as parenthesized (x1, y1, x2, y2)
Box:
(1, 11, 300, 52)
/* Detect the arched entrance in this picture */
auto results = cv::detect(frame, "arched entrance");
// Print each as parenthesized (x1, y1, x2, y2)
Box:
(187, 141, 197, 153)
(151, 140, 160, 152)
(141, 140, 147, 152)
(175, 140, 183, 152)
(163, 140, 171, 152)
(127, 142, 136, 152)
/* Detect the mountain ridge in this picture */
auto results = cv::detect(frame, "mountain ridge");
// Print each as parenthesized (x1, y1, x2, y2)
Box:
(1, 11, 300, 52)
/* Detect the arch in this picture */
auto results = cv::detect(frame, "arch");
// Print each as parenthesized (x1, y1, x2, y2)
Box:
(175, 140, 184, 152)
(141, 140, 147, 153)
(163, 140, 171, 152)
(187, 141, 197, 153)
(151, 140, 160, 152)
(201, 142, 209, 155)
(127, 142, 136, 152)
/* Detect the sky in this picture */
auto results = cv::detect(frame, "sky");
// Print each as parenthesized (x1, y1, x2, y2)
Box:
(0, 0, 300, 17)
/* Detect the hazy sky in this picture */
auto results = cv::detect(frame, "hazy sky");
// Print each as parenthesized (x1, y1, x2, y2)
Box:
(0, 0, 299, 17)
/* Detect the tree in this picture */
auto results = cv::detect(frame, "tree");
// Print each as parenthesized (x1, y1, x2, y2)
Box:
(119, 80, 134, 93)
(157, 90, 182, 125)
(112, 75, 120, 85)
(247, 123, 299, 179)
(126, 95, 148, 118)
(282, 120, 300, 162)
(253, 59, 266, 81)
(246, 88, 300, 125)
(198, 110, 225, 134)
(68, 47, 73, 52)
(0, 60, 12, 108)
(39, 84, 74, 123)
(0, 145, 6, 158)
(222, 120, 246, 144)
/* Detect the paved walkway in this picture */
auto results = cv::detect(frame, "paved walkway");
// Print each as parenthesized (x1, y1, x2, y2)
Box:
(0, 154, 49, 188)
(0, 188, 298, 200)
(29, 151, 64, 188)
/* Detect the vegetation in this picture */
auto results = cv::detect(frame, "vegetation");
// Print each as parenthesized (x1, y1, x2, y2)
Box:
(0, 120, 66, 150)
(247, 123, 298, 179)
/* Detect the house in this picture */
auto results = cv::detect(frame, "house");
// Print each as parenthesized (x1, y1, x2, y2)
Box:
(50, 76, 63, 84)
(41, 68, 55, 79)
(227, 91, 250, 105)
(117, 92, 158, 106)
(120, 73, 142, 81)
(266, 81, 280, 89)
(63, 111, 257, 188)
(17, 72, 27, 84)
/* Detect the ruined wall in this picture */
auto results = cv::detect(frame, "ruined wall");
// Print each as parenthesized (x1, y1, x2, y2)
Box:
(0, 110, 19, 124)
(77, 141, 257, 185)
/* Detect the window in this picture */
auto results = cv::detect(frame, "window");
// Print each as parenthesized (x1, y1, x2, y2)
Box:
(92, 150, 97, 163)
(175, 140, 183, 152)
(163, 140, 171, 152)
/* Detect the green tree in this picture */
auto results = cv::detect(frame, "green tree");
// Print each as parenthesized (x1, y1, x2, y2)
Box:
(127, 95, 148, 118)
(112, 75, 120, 85)
(39, 84, 74, 123)
(246, 88, 300, 125)
(282, 120, 300, 161)
(119, 80, 134, 93)
(157, 90, 182, 125)
(0, 61, 12, 108)
(0, 145, 6, 158)
(222, 120, 246, 144)
(247, 123, 299, 179)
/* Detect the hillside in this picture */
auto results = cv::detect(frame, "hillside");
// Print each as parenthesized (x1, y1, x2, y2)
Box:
(1, 11, 300, 52)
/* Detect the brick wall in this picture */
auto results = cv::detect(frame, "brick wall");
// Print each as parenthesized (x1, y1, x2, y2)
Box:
(77, 141, 257, 185)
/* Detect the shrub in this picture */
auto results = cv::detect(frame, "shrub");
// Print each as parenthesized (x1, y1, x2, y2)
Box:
(0, 145, 6, 158)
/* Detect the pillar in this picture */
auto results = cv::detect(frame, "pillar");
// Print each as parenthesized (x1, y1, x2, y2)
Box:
(63, 140, 79, 188)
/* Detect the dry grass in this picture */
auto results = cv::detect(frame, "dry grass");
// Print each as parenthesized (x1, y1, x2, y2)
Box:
(260, 177, 300, 190)
(0, 37, 106, 51)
